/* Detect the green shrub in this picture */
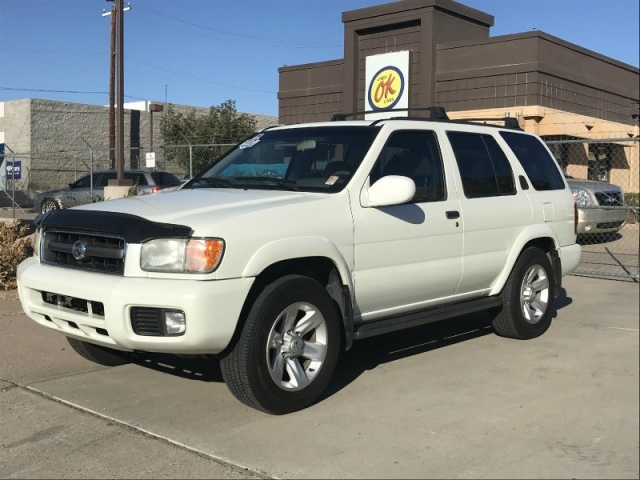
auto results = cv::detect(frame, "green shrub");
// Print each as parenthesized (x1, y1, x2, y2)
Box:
(0, 221, 33, 290)
(624, 192, 639, 207)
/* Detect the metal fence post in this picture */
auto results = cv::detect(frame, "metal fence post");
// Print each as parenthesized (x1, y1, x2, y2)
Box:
(80, 138, 95, 198)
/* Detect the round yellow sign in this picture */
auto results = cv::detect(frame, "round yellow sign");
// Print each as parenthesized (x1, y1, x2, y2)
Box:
(367, 66, 405, 111)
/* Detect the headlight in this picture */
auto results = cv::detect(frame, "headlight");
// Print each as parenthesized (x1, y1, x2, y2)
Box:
(571, 189, 592, 208)
(140, 238, 224, 273)
(33, 228, 42, 259)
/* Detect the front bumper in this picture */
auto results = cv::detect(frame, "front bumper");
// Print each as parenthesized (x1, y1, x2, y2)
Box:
(577, 207, 628, 234)
(17, 258, 254, 355)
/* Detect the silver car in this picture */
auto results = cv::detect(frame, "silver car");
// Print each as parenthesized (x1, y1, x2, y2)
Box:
(566, 175, 628, 234)
(33, 169, 182, 214)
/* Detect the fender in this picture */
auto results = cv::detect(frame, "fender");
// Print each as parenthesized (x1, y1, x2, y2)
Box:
(242, 236, 355, 348)
(488, 224, 560, 296)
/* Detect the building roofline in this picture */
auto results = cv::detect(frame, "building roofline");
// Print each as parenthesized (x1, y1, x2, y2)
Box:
(342, 0, 494, 27)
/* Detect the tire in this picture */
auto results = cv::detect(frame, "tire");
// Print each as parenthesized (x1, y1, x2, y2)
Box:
(220, 275, 341, 414)
(66, 337, 131, 366)
(492, 247, 556, 340)
(40, 198, 60, 214)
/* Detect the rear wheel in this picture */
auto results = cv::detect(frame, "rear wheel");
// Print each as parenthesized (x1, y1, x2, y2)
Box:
(66, 337, 130, 366)
(220, 275, 341, 414)
(492, 247, 556, 340)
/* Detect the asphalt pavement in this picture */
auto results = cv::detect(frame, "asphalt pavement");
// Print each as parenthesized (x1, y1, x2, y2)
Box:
(1, 275, 638, 479)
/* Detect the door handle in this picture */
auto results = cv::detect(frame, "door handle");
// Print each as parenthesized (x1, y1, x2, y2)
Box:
(446, 211, 460, 219)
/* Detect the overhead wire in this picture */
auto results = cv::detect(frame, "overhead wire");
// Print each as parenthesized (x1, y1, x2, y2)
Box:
(134, 5, 341, 48)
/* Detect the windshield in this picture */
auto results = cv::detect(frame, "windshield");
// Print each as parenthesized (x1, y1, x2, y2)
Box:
(187, 126, 379, 193)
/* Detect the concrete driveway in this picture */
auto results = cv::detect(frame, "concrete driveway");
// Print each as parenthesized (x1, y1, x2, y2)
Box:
(1, 275, 638, 479)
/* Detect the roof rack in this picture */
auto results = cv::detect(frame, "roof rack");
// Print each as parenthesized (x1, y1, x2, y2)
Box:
(455, 116, 522, 130)
(330, 106, 522, 130)
(330, 107, 449, 122)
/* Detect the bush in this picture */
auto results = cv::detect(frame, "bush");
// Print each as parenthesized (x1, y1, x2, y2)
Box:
(624, 192, 639, 207)
(0, 221, 33, 290)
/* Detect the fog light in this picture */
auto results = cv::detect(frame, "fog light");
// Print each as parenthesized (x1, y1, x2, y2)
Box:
(164, 310, 186, 336)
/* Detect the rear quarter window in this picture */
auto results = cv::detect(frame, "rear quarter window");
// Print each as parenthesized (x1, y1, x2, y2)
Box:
(499, 131, 565, 191)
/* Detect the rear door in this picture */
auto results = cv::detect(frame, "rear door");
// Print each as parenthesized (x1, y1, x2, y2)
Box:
(442, 129, 532, 294)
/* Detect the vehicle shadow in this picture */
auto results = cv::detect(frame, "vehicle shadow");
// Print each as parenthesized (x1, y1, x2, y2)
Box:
(126, 289, 573, 398)
(128, 352, 224, 383)
(322, 288, 573, 401)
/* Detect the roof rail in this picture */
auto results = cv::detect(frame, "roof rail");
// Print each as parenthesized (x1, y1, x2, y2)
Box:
(330, 106, 449, 122)
(329, 107, 522, 130)
(454, 116, 522, 130)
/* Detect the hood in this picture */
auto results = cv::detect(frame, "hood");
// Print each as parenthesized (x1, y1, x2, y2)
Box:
(76, 188, 328, 225)
(566, 177, 622, 193)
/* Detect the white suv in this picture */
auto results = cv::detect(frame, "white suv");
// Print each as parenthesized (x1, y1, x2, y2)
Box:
(18, 110, 581, 414)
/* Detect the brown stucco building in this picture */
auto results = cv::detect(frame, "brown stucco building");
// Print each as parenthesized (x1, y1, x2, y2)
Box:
(278, 0, 639, 192)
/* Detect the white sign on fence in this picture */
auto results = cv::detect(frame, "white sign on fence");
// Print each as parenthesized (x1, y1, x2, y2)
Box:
(145, 152, 156, 168)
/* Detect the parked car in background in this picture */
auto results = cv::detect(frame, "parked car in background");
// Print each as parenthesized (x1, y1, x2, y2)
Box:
(566, 175, 627, 234)
(33, 169, 183, 213)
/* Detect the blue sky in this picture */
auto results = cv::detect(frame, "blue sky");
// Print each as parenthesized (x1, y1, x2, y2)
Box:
(1, 0, 638, 117)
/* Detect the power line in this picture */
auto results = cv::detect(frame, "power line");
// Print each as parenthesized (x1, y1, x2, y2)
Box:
(0, 86, 146, 100)
(0, 47, 106, 56)
(126, 57, 276, 94)
(134, 5, 341, 48)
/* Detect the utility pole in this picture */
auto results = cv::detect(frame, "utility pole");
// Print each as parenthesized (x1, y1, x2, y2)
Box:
(102, 1, 131, 176)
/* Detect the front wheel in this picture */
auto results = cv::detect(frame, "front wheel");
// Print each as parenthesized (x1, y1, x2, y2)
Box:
(40, 198, 60, 213)
(492, 247, 556, 340)
(220, 275, 341, 414)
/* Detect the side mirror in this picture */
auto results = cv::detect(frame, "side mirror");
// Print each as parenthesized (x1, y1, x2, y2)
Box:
(364, 175, 416, 207)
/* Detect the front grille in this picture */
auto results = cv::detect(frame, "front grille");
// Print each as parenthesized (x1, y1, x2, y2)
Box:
(597, 221, 625, 229)
(42, 230, 126, 275)
(594, 191, 624, 207)
(131, 307, 164, 336)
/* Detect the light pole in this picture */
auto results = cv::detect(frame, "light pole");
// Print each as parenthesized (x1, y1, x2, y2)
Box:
(102, 1, 131, 171)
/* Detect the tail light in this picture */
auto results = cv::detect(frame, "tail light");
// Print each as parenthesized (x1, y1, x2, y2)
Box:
(150, 187, 162, 194)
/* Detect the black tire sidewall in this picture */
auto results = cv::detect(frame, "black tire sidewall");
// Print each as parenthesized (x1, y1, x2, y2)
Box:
(240, 276, 341, 414)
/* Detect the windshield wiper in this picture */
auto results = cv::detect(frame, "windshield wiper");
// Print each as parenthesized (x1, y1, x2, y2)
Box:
(191, 177, 232, 188)
(233, 176, 300, 191)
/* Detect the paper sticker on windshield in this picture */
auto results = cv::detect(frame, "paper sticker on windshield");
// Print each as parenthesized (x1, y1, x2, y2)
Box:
(239, 134, 263, 149)
(325, 175, 339, 186)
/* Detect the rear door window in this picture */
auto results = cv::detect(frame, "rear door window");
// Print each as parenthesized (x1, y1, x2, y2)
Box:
(151, 172, 181, 187)
(124, 172, 148, 186)
(97, 172, 117, 187)
(447, 132, 516, 198)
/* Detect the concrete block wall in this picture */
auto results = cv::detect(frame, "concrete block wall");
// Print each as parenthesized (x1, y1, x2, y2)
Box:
(1, 98, 277, 195)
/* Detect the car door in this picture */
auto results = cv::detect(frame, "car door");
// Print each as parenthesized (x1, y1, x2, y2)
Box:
(351, 129, 463, 322)
(442, 129, 533, 294)
(63, 173, 99, 208)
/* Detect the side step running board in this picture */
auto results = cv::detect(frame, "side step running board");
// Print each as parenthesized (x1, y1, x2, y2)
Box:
(353, 296, 503, 340)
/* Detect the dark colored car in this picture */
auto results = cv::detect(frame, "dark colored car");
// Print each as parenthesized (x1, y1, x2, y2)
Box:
(33, 169, 182, 214)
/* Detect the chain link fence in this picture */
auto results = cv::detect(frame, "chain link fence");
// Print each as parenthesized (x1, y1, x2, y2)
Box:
(1, 136, 638, 281)
(546, 137, 639, 282)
